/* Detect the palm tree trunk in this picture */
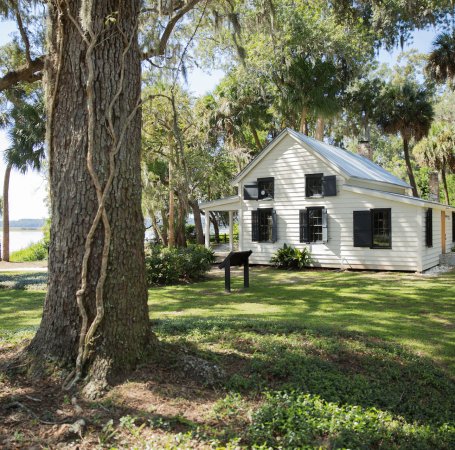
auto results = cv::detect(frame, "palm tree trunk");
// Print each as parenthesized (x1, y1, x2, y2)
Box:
(315, 116, 325, 141)
(403, 139, 419, 197)
(2, 162, 12, 262)
(249, 124, 263, 151)
(441, 168, 450, 204)
(299, 105, 307, 134)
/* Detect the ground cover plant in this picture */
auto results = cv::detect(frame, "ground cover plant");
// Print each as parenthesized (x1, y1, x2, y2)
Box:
(1, 268, 455, 448)
(1, 318, 455, 448)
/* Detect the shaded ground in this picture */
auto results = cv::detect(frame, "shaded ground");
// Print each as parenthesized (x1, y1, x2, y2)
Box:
(1, 319, 455, 449)
(1, 268, 455, 448)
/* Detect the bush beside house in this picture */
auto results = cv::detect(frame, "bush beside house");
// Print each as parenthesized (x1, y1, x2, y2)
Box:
(146, 245, 215, 285)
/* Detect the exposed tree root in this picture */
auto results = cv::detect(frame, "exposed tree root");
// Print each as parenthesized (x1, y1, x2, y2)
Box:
(5, 402, 73, 425)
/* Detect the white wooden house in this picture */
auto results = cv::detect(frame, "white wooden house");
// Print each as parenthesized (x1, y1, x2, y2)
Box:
(200, 128, 455, 272)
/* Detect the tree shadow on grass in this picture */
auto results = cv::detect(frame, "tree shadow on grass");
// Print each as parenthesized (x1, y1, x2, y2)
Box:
(148, 268, 455, 372)
(2, 317, 455, 448)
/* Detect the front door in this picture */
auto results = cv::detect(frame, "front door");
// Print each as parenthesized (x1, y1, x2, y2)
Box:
(442, 211, 446, 254)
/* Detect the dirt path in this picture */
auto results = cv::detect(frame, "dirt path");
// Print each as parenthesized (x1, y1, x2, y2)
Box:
(0, 260, 47, 271)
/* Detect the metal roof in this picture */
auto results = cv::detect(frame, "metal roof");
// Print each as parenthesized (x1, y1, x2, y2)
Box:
(199, 195, 238, 207)
(345, 184, 455, 208)
(232, 128, 412, 189)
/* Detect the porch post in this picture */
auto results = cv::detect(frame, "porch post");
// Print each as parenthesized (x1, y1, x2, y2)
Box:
(205, 210, 210, 249)
(229, 210, 234, 252)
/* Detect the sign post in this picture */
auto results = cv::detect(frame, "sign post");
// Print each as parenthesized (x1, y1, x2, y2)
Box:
(218, 250, 253, 293)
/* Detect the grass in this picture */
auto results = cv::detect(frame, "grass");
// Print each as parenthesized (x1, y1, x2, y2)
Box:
(0, 272, 46, 334)
(1, 268, 455, 448)
(1, 267, 455, 372)
(148, 267, 455, 373)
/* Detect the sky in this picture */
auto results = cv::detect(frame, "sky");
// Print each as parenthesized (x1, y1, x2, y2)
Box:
(0, 20, 440, 220)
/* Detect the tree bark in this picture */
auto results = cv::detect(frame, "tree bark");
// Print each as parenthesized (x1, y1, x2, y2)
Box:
(151, 215, 165, 245)
(299, 105, 307, 134)
(403, 139, 419, 197)
(0, 56, 44, 93)
(315, 116, 325, 141)
(168, 134, 175, 248)
(2, 163, 12, 262)
(189, 199, 204, 245)
(441, 168, 450, 204)
(160, 209, 169, 246)
(250, 124, 263, 152)
(210, 212, 220, 243)
(175, 187, 187, 248)
(27, 1, 153, 392)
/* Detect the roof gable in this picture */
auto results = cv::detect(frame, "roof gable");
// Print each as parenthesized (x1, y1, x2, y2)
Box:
(231, 128, 411, 190)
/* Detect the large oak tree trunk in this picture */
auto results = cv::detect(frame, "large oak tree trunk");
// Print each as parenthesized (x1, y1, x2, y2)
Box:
(27, 0, 153, 394)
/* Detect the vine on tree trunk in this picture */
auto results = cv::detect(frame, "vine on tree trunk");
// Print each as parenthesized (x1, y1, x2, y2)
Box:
(62, 1, 143, 389)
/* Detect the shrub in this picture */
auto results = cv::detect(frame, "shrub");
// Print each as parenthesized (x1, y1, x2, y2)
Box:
(10, 240, 48, 262)
(185, 224, 196, 238)
(10, 218, 50, 262)
(145, 245, 214, 285)
(270, 243, 313, 269)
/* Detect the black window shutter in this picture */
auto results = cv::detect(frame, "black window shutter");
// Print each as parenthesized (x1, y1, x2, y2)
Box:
(353, 211, 372, 247)
(244, 182, 258, 200)
(453, 212, 455, 242)
(426, 209, 433, 247)
(252, 210, 259, 242)
(322, 176, 337, 196)
(322, 208, 328, 243)
(299, 209, 308, 243)
(271, 210, 277, 243)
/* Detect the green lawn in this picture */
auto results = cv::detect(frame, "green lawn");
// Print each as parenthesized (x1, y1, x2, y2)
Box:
(148, 267, 455, 373)
(1, 268, 454, 373)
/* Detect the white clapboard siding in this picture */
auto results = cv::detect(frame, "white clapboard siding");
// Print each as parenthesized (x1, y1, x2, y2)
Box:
(238, 134, 421, 271)
(445, 212, 454, 253)
(421, 208, 442, 270)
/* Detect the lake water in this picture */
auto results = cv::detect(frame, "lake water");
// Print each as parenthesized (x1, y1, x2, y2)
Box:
(3, 227, 230, 254)
(0, 231, 44, 253)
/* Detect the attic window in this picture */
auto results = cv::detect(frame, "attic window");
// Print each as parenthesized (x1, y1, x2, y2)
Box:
(258, 177, 274, 200)
(306, 174, 323, 197)
(305, 174, 337, 198)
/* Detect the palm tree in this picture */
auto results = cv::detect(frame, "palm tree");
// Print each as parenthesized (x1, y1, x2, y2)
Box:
(2, 90, 46, 261)
(425, 31, 455, 84)
(376, 82, 434, 197)
(413, 122, 455, 204)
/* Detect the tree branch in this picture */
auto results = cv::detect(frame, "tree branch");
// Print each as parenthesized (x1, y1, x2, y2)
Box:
(141, 0, 202, 61)
(0, 56, 45, 93)
(12, 0, 32, 64)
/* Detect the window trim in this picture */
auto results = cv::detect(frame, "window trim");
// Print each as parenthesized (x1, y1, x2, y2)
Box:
(301, 206, 327, 244)
(371, 208, 392, 249)
(305, 173, 324, 198)
(257, 207, 274, 243)
(257, 177, 274, 201)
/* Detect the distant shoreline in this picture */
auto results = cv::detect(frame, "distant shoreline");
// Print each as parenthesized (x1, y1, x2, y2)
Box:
(0, 227, 43, 231)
